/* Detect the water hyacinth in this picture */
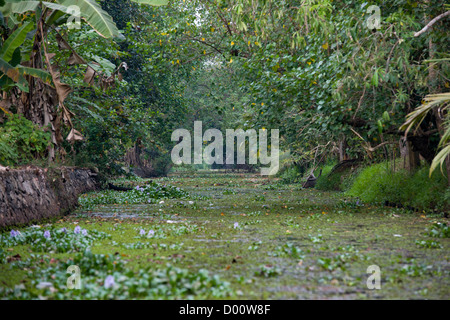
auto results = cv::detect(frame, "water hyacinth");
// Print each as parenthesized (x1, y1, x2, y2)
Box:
(104, 275, 115, 289)
(147, 230, 155, 238)
(10, 230, 18, 237)
(78, 180, 191, 209)
(234, 222, 239, 229)
(139, 229, 146, 236)
(60, 227, 67, 233)
(82, 229, 88, 236)
(74, 226, 81, 234)
(44, 230, 51, 239)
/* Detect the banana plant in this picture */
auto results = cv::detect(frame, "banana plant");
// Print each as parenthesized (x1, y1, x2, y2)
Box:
(0, 0, 168, 159)
(1, 0, 168, 38)
(0, 0, 168, 85)
(0, 20, 52, 94)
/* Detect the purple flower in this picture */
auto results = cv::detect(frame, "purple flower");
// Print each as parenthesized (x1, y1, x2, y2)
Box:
(44, 230, 51, 239)
(60, 227, 67, 233)
(139, 229, 146, 236)
(147, 230, 155, 238)
(74, 226, 81, 234)
(10, 230, 18, 237)
(104, 275, 115, 289)
(82, 229, 88, 236)
(233, 222, 239, 229)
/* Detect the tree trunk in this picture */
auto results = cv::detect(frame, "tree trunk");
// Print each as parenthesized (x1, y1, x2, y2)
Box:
(338, 138, 349, 162)
(10, 18, 61, 163)
(400, 137, 420, 172)
(125, 138, 157, 178)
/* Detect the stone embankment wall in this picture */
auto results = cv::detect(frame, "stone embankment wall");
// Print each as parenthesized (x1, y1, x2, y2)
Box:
(0, 166, 99, 228)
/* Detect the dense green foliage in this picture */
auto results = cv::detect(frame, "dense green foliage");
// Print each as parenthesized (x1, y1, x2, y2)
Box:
(347, 162, 448, 210)
(0, 114, 51, 166)
(1, 0, 449, 207)
(2, 1, 450, 303)
(315, 164, 343, 191)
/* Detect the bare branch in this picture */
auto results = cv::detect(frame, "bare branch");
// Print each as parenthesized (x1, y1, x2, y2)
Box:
(414, 11, 450, 37)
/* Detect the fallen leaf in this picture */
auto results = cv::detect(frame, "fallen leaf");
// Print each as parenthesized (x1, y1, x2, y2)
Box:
(7, 254, 21, 263)
(330, 279, 339, 286)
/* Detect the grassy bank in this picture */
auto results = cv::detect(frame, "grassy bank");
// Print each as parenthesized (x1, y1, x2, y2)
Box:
(314, 161, 449, 212)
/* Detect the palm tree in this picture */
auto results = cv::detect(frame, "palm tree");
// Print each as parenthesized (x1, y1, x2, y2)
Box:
(400, 92, 450, 176)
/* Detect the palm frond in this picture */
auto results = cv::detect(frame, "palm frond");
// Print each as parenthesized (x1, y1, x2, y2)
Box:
(400, 92, 450, 136)
(400, 92, 450, 176)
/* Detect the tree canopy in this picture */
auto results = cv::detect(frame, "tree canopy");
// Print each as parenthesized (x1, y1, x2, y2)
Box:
(0, 0, 449, 179)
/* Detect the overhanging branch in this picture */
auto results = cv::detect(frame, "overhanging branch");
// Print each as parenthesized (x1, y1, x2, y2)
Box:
(414, 11, 450, 37)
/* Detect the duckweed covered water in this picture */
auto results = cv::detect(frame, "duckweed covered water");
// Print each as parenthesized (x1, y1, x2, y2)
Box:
(0, 172, 448, 299)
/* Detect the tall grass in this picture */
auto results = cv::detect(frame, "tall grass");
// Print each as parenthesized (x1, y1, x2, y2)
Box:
(314, 163, 340, 191)
(346, 161, 448, 211)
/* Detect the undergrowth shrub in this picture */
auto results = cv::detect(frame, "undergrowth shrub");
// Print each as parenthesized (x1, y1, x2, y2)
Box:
(346, 161, 448, 211)
(279, 161, 335, 185)
(315, 163, 340, 191)
(315, 163, 362, 192)
(278, 166, 302, 184)
(0, 114, 50, 166)
(340, 166, 363, 191)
